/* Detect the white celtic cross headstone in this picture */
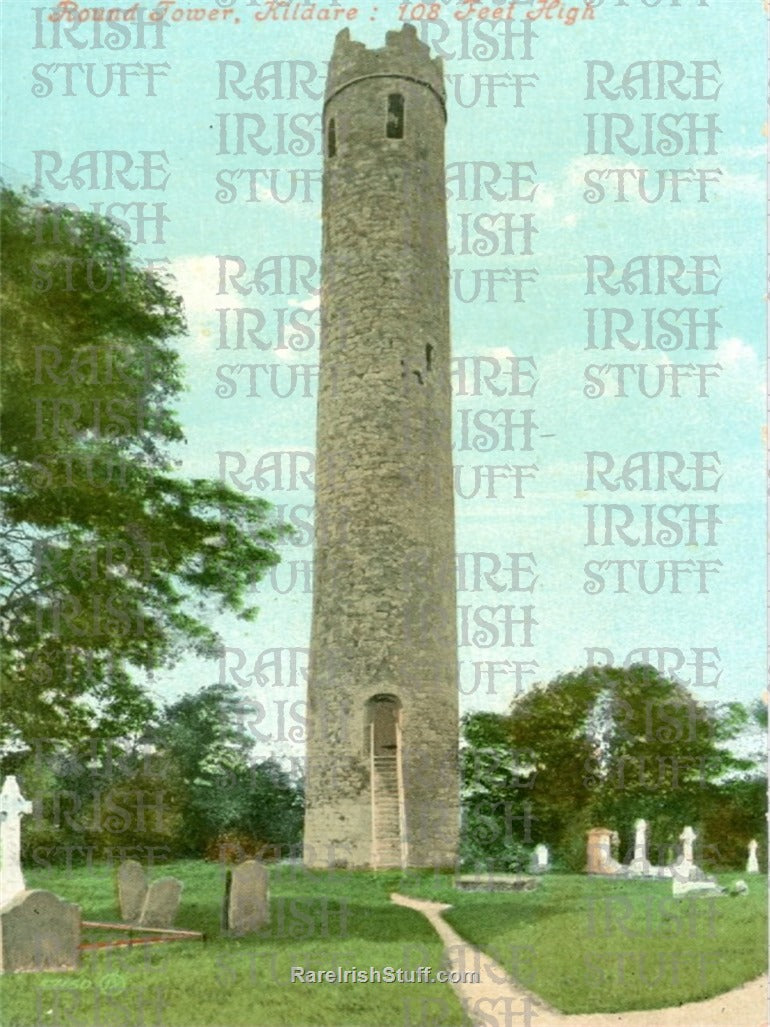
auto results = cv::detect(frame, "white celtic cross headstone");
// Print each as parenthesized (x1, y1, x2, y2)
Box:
(0, 776, 33, 908)
(747, 839, 759, 874)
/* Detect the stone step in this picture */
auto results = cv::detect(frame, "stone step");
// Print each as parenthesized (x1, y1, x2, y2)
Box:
(371, 753, 403, 867)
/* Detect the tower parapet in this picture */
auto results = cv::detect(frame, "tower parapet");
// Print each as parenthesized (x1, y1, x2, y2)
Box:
(325, 24, 445, 114)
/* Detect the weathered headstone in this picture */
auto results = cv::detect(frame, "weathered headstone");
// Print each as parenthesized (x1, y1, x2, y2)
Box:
(0, 890, 80, 972)
(586, 827, 623, 875)
(223, 860, 269, 935)
(680, 825, 696, 865)
(627, 819, 653, 877)
(746, 839, 760, 874)
(138, 877, 182, 928)
(530, 844, 550, 874)
(586, 827, 609, 873)
(117, 860, 148, 923)
(669, 825, 720, 892)
(672, 826, 711, 884)
(0, 776, 33, 908)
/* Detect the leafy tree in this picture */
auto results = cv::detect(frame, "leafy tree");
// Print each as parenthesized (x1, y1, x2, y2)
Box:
(460, 711, 536, 871)
(18, 733, 182, 866)
(19, 684, 304, 864)
(700, 776, 767, 871)
(1, 186, 288, 750)
(462, 666, 759, 870)
(146, 683, 303, 857)
(150, 683, 256, 854)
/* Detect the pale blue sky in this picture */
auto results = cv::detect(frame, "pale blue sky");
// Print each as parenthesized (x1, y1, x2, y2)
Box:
(2, 0, 766, 764)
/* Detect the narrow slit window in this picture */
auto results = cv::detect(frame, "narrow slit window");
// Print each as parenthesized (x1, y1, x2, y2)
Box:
(386, 94, 404, 139)
(426, 344, 433, 371)
(327, 118, 337, 157)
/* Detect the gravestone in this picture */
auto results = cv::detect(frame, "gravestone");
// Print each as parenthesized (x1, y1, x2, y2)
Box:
(0, 776, 33, 908)
(746, 839, 759, 874)
(670, 825, 720, 892)
(680, 825, 696, 865)
(586, 827, 623, 875)
(627, 819, 653, 877)
(138, 878, 182, 928)
(0, 890, 80, 972)
(117, 860, 148, 923)
(530, 844, 550, 874)
(223, 860, 269, 935)
(672, 825, 710, 883)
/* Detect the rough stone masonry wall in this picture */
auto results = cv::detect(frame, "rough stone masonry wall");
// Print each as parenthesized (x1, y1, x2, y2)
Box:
(304, 25, 460, 869)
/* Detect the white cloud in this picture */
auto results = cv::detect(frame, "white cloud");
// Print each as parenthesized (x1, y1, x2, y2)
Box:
(713, 170, 764, 197)
(166, 254, 254, 357)
(167, 254, 245, 317)
(288, 294, 320, 312)
(480, 345, 515, 361)
(715, 337, 760, 370)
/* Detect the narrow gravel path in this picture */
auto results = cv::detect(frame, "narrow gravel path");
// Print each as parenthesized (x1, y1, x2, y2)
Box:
(391, 892, 768, 1027)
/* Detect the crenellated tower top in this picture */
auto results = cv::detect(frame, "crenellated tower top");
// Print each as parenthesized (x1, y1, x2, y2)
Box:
(324, 24, 445, 120)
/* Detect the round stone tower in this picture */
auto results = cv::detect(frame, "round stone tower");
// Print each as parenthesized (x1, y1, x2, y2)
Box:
(304, 24, 459, 869)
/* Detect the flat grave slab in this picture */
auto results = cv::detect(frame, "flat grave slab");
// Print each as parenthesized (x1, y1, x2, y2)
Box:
(455, 874, 539, 892)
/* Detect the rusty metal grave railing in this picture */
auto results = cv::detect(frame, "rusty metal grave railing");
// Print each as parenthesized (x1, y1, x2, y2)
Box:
(80, 921, 205, 951)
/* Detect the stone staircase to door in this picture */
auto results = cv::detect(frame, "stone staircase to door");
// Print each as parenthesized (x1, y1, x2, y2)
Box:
(372, 754, 403, 868)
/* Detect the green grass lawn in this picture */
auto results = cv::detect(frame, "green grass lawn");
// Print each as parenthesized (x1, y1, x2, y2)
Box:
(1, 862, 468, 1027)
(398, 871, 769, 1014)
(2, 864, 765, 1024)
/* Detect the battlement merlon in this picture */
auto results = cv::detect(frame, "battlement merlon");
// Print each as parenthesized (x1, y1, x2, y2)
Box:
(324, 25, 446, 117)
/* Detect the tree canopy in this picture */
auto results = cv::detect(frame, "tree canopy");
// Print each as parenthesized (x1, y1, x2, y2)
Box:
(18, 683, 304, 865)
(461, 665, 763, 871)
(1, 186, 289, 750)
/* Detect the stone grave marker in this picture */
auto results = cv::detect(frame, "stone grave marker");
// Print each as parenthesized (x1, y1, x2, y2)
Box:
(746, 839, 759, 874)
(530, 844, 550, 874)
(680, 825, 696, 866)
(117, 860, 148, 923)
(627, 819, 653, 877)
(455, 873, 538, 892)
(0, 776, 33, 908)
(0, 890, 80, 972)
(586, 827, 623, 875)
(672, 877, 724, 898)
(670, 825, 721, 893)
(138, 877, 182, 928)
(223, 860, 269, 935)
(672, 826, 710, 883)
